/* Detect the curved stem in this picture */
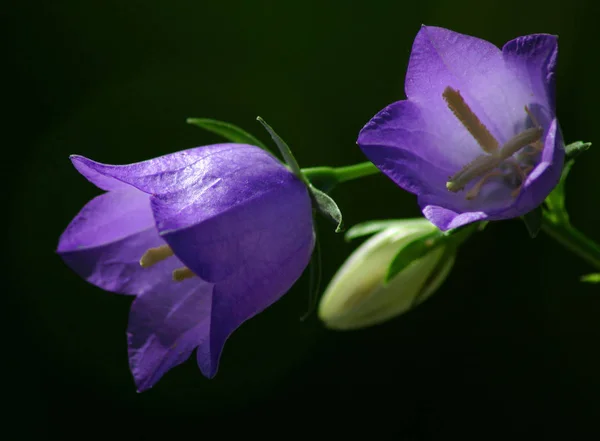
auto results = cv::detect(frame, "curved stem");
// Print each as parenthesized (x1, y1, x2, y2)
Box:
(541, 214, 600, 270)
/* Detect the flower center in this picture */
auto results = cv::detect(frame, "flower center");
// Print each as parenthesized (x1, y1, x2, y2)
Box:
(139, 244, 195, 282)
(442, 86, 544, 200)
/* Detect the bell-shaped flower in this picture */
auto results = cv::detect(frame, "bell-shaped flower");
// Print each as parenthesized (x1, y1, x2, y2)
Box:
(57, 143, 315, 391)
(318, 219, 454, 330)
(358, 26, 564, 230)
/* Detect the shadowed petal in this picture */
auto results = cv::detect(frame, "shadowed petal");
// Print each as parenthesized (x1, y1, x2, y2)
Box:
(127, 277, 214, 392)
(57, 189, 179, 295)
(421, 119, 563, 230)
(503, 34, 558, 111)
(196, 221, 315, 378)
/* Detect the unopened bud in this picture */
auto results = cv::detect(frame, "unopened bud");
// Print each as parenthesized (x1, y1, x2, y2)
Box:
(318, 219, 455, 330)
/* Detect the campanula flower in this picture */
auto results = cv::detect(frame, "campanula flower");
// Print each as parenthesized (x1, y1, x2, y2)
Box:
(358, 26, 564, 230)
(318, 219, 454, 330)
(57, 144, 315, 391)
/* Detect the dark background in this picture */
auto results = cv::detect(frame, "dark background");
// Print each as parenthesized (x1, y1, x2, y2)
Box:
(5, 0, 600, 439)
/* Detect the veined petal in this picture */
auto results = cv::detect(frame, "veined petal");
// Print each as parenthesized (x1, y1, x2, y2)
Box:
(57, 189, 183, 295)
(70, 144, 241, 194)
(406, 26, 533, 145)
(127, 277, 214, 392)
(503, 34, 558, 112)
(152, 146, 314, 283)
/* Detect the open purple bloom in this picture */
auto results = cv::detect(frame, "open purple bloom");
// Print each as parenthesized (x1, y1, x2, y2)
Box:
(358, 26, 564, 230)
(57, 144, 315, 391)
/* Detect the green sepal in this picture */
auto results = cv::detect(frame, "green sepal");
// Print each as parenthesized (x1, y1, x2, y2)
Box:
(301, 167, 339, 193)
(565, 141, 591, 161)
(580, 273, 600, 284)
(309, 185, 343, 233)
(186, 118, 271, 154)
(522, 205, 543, 238)
(544, 159, 575, 224)
(256, 117, 305, 181)
(385, 229, 444, 283)
(385, 222, 477, 283)
(345, 218, 430, 242)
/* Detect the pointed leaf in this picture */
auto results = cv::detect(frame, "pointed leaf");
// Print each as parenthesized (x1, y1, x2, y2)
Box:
(565, 141, 591, 161)
(345, 219, 430, 242)
(256, 117, 305, 181)
(309, 185, 343, 233)
(385, 230, 444, 283)
(545, 159, 574, 224)
(186, 118, 271, 153)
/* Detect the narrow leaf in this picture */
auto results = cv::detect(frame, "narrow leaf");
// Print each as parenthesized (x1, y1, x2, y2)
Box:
(545, 159, 574, 224)
(186, 118, 271, 153)
(256, 117, 304, 181)
(385, 230, 444, 283)
(309, 185, 343, 233)
(345, 218, 430, 242)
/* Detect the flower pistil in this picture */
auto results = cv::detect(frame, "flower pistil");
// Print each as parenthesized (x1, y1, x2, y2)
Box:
(442, 86, 544, 200)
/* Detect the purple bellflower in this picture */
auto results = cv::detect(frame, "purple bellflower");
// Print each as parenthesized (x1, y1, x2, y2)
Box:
(57, 144, 315, 391)
(358, 26, 564, 230)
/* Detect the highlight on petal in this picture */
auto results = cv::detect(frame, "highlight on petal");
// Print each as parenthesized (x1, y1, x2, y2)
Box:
(70, 144, 265, 195)
(127, 278, 214, 392)
(153, 146, 314, 283)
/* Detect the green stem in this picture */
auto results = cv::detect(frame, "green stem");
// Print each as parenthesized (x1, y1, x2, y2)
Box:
(301, 162, 380, 185)
(541, 214, 600, 270)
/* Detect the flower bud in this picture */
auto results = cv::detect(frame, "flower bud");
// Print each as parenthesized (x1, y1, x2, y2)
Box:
(318, 219, 455, 330)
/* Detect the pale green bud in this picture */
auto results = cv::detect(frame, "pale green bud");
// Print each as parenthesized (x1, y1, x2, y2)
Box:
(318, 219, 455, 330)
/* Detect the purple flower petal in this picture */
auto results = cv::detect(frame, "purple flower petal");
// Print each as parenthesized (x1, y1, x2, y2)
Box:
(196, 216, 315, 377)
(502, 34, 558, 112)
(127, 277, 213, 392)
(57, 189, 174, 295)
(359, 26, 564, 230)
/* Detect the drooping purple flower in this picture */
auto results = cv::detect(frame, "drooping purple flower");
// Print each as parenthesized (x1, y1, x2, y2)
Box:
(358, 26, 564, 230)
(57, 144, 315, 391)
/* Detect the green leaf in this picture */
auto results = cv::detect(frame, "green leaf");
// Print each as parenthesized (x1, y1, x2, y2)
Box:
(565, 141, 591, 161)
(345, 218, 430, 242)
(309, 185, 343, 233)
(581, 273, 600, 283)
(385, 230, 444, 283)
(256, 117, 305, 181)
(186, 118, 271, 153)
(523, 205, 543, 238)
(545, 159, 574, 224)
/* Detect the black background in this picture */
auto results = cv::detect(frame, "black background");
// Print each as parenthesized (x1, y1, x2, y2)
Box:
(6, 0, 600, 439)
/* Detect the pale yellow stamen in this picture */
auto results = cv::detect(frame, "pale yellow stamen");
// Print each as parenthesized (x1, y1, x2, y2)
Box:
(139, 245, 174, 268)
(172, 267, 195, 282)
(442, 86, 500, 154)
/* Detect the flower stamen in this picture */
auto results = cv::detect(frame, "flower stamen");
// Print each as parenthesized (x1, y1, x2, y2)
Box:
(443, 88, 544, 199)
(172, 267, 195, 282)
(139, 245, 174, 268)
